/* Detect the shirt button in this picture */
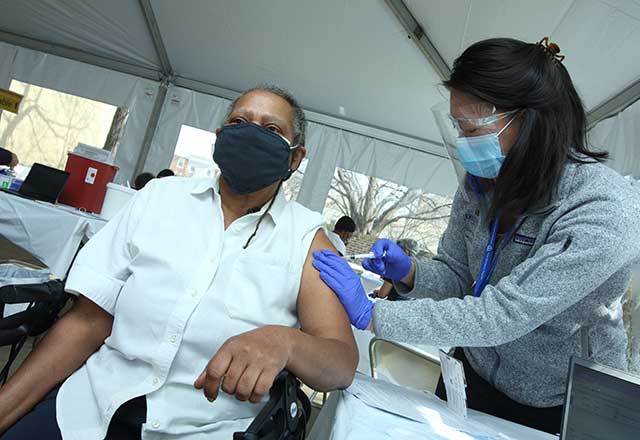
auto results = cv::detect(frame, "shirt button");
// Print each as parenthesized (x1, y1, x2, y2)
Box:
(169, 335, 177, 343)
(152, 421, 160, 429)
(153, 377, 160, 385)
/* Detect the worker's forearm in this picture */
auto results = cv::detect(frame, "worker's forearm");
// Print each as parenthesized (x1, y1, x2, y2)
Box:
(0, 302, 112, 432)
(284, 327, 357, 392)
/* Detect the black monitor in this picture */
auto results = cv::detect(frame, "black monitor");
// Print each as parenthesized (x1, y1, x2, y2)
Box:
(561, 357, 640, 439)
(18, 163, 69, 203)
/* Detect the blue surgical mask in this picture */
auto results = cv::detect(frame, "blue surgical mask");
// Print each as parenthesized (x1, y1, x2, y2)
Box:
(455, 114, 518, 179)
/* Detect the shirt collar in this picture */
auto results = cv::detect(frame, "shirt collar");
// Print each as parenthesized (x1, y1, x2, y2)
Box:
(190, 175, 287, 225)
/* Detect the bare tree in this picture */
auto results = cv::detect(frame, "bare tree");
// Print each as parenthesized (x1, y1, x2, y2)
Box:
(326, 169, 451, 237)
(0, 82, 110, 169)
(104, 107, 129, 155)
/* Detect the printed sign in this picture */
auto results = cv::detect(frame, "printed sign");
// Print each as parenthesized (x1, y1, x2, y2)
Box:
(439, 350, 468, 418)
(0, 88, 23, 114)
(85, 167, 98, 185)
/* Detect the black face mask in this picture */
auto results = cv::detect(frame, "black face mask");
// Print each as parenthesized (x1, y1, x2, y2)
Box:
(213, 123, 298, 195)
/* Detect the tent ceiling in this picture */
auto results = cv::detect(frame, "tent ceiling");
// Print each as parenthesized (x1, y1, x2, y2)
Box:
(405, 0, 640, 110)
(0, 0, 639, 148)
(0, 0, 161, 70)
(151, 0, 444, 143)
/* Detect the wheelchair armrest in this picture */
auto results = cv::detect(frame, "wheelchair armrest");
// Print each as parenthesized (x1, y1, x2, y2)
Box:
(233, 370, 310, 440)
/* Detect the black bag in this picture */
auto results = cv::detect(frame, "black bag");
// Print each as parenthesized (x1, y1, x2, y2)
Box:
(233, 370, 311, 440)
(0, 279, 69, 383)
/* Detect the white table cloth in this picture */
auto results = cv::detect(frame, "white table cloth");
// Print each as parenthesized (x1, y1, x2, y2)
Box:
(308, 374, 556, 440)
(0, 192, 107, 278)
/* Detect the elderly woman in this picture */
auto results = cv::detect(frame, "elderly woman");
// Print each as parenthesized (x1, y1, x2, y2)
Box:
(0, 86, 357, 440)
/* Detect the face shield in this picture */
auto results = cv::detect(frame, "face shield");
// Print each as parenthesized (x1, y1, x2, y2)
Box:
(432, 100, 467, 185)
(432, 87, 520, 182)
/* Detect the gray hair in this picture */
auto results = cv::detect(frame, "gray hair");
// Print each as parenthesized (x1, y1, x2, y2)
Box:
(396, 238, 420, 257)
(224, 85, 307, 145)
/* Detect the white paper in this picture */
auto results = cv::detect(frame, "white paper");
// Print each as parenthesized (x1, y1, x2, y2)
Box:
(346, 373, 445, 424)
(440, 349, 468, 418)
(345, 375, 514, 439)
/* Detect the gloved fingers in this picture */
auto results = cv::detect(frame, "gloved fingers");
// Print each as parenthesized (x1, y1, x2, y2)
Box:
(318, 270, 342, 294)
(362, 257, 385, 275)
(312, 250, 343, 268)
(313, 250, 353, 275)
(312, 258, 346, 279)
(369, 239, 391, 258)
(313, 249, 339, 260)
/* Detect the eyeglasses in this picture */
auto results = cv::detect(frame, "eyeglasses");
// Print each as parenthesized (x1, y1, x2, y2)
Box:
(447, 109, 520, 136)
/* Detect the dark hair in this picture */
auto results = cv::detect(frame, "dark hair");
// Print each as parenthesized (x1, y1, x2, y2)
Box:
(334, 216, 356, 233)
(225, 85, 307, 145)
(444, 38, 607, 218)
(134, 172, 155, 190)
(157, 168, 175, 178)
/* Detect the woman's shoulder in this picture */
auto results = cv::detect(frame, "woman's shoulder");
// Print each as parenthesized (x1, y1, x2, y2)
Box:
(560, 160, 635, 202)
(556, 160, 640, 228)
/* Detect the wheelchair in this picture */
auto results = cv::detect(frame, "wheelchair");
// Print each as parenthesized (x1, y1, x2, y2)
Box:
(234, 370, 311, 440)
(0, 278, 70, 384)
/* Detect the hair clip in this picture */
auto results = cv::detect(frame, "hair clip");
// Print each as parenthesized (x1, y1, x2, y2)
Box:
(538, 36, 565, 63)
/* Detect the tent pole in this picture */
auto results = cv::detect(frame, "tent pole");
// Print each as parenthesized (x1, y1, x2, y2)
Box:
(587, 79, 640, 130)
(132, 80, 168, 178)
(0, 30, 161, 81)
(384, 0, 451, 81)
(138, 0, 173, 76)
(174, 76, 447, 158)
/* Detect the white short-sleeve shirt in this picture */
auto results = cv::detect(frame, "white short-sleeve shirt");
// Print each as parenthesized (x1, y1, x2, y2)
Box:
(58, 176, 324, 440)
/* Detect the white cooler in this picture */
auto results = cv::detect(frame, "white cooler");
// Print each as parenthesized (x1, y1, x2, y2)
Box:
(100, 183, 136, 220)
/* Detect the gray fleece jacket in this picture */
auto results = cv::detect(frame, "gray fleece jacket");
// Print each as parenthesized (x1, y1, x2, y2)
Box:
(373, 160, 640, 407)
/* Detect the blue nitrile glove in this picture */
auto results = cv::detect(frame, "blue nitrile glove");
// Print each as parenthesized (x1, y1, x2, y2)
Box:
(362, 239, 412, 282)
(312, 249, 373, 330)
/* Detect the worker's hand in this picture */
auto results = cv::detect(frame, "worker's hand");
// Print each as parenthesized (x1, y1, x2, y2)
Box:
(312, 250, 373, 330)
(9, 153, 18, 169)
(362, 239, 412, 282)
(194, 326, 290, 403)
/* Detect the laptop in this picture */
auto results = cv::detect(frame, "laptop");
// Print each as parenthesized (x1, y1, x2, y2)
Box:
(0, 163, 69, 204)
(560, 357, 640, 439)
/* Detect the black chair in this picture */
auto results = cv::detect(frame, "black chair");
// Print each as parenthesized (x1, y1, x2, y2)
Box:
(0, 280, 69, 384)
(234, 370, 311, 440)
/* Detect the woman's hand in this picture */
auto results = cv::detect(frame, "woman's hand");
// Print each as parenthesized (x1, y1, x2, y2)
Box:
(312, 250, 373, 330)
(362, 239, 412, 282)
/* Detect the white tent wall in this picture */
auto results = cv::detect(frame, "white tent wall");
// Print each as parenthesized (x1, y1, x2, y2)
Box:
(143, 85, 229, 174)
(0, 43, 18, 123)
(0, 41, 158, 184)
(589, 99, 640, 178)
(143, 86, 458, 213)
(0, 43, 17, 90)
(299, 121, 457, 211)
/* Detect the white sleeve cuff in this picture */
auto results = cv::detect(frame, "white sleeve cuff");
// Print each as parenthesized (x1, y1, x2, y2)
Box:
(65, 263, 125, 315)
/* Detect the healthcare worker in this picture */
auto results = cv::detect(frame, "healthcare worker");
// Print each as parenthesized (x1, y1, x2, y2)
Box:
(313, 37, 640, 435)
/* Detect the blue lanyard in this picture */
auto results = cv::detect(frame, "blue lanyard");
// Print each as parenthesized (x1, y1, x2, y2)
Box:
(473, 217, 518, 297)
(468, 175, 483, 205)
